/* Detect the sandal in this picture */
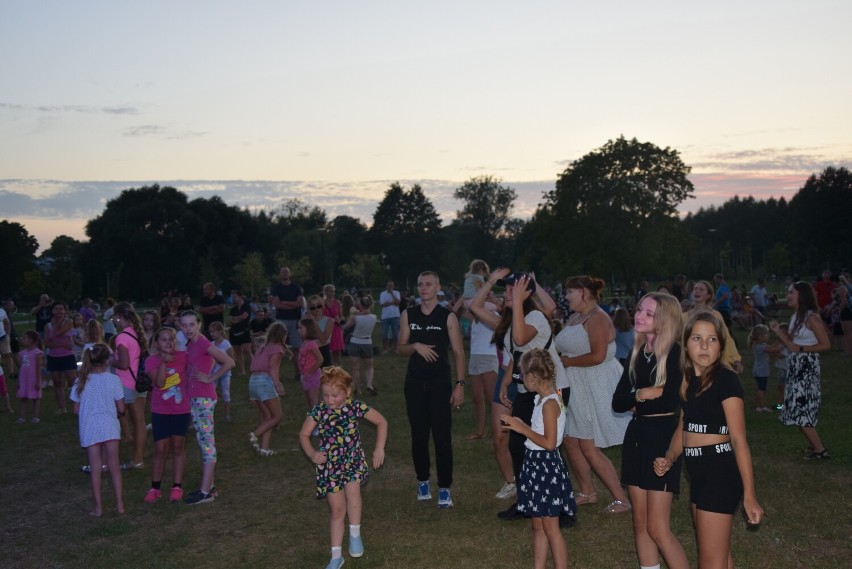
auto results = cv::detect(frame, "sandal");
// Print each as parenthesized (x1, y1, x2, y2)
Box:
(249, 432, 259, 449)
(258, 448, 276, 457)
(80, 464, 109, 473)
(575, 491, 598, 505)
(119, 461, 144, 470)
(604, 500, 632, 514)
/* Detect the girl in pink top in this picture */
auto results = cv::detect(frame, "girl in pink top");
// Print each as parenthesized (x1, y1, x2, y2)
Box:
(299, 317, 323, 408)
(111, 302, 147, 470)
(16, 330, 43, 423)
(179, 310, 234, 505)
(248, 321, 289, 456)
(143, 327, 191, 504)
(44, 302, 75, 413)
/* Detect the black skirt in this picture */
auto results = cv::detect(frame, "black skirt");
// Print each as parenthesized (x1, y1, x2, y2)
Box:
(620, 414, 681, 493)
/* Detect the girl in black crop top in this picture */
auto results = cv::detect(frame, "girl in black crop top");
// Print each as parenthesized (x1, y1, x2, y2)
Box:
(612, 293, 689, 569)
(655, 311, 763, 569)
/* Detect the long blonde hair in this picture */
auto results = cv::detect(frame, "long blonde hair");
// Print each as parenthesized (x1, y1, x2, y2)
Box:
(629, 293, 683, 387)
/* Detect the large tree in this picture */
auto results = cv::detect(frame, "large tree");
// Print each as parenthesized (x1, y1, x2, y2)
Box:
(0, 220, 38, 298)
(84, 185, 205, 300)
(789, 166, 852, 272)
(453, 175, 517, 253)
(538, 136, 694, 288)
(370, 183, 442, 288)
(41, 235, 83, 302)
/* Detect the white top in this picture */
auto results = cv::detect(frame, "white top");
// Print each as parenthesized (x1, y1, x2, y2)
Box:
(379, 290, 401, 320)
(102, 307, 116, 335)
(750, 284, 768, 307)
(502, 310, 568, 392)
(525, 393, 565, 450)
(0, 308, 7, 336)
(789, 311, 819, 346)
(70, 372, 123, 448)
(470, 316, 497, 356)
(350, 313, 377, 345)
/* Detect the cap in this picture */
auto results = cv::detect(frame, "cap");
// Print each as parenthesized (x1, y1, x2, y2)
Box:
(496, 272, 536, 293)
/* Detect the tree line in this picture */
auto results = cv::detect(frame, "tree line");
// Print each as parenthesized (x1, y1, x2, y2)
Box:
(2, 136, 850, 303)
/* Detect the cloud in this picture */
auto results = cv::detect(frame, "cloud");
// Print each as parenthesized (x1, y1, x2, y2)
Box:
(123, 125, 208, 140)
(690, 146, 847, 174)
(0, 102, 140, 115)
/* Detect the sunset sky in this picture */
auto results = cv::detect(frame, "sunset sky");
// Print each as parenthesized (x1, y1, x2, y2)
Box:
(1, 1, 850, 251)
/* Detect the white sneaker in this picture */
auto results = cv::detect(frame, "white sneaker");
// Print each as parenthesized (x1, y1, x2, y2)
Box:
(495, 481, 517, 499)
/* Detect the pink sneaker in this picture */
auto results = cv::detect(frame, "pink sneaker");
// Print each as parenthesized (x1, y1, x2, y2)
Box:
(169, 487, 184, 502)
(144, 488, 162, 504)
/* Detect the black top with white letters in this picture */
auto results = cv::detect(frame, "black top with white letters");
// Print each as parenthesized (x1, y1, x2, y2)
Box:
(681, 368, 743, 435)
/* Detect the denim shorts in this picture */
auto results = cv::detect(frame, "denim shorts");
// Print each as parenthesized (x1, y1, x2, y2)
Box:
(249, 372, 278, 402)
(123, 385, 147, 404)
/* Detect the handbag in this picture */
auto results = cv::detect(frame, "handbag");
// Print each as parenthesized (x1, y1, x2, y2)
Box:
(119, 331, 152, 393)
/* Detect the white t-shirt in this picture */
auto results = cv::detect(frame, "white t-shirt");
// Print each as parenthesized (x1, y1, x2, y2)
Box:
(470, 317, 497, 356)
(379, 290, 401, 320)
(502, 310, 568, 391)
(0, 308, 7, 337)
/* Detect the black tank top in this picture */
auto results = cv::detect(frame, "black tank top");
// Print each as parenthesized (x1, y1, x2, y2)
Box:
(405, 304, 451, 381)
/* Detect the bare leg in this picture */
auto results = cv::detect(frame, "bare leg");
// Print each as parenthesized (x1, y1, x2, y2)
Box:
(630, 486, 688, 569)
(491, 401, 514, 483)
(542, 515, 569, 569)
(344, 480, 362, 525)
(467, 372, 487, 439)
(530, 517, 548, 569)
(51, 371, 67, 412)
(327, 491, 346, 548)
(172, 436, 186, 484)
(348, 356, 361, 393)
(565, 436, 595, 495)
(128, 397, 147, 464)
(800, 426, 826, 452)
(578, 438, 627, 503)
(104, 440, 124, 513)
(254, 398, 282, 449)
(151, 438, 168, 483)
(364, 357, 374, 391)
(694, 506, 734, 569)
(87, 444, 104, 517)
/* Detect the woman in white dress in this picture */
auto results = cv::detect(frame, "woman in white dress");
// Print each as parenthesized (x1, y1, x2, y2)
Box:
(557, 275, 632, 513)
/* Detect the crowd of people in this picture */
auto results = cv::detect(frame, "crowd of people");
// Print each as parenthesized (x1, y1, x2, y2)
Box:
(1, 263, 846, 569)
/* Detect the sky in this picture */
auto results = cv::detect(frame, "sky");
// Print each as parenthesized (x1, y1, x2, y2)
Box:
(1, 1, 850, 251)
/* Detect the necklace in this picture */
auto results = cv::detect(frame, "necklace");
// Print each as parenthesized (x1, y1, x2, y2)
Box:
(642, 345, 654, 364)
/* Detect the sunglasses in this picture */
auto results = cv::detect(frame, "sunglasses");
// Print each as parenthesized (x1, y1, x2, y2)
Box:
(309, 305, 323, 310)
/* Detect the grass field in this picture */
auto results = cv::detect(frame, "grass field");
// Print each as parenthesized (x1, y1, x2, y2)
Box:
(1, 321, 850, 568)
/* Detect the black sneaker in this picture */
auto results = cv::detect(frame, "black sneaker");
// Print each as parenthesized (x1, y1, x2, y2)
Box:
(184, 488, 216, 505)
(559, 513, 577, 529)
(497, 503, 525, 521)
(804, 449, 829, 460)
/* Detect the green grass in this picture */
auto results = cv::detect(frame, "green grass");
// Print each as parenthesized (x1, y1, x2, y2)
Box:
(1, 323, 850, 568)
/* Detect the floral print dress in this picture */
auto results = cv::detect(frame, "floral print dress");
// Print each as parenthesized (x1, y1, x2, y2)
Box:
(308, 399, 371, 497)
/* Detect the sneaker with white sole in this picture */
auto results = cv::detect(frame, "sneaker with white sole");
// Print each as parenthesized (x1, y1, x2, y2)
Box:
(348, 535, 364, 557)
(495, 481, 516, 499)
(417, 480, 432, 501)
(437, 487, 453, 509)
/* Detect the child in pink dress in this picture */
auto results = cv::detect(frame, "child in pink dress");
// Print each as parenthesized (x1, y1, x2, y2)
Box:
(16, 330, 43, 424)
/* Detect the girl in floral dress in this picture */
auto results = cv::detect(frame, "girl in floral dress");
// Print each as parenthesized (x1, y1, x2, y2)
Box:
(299, 367, 388, 569)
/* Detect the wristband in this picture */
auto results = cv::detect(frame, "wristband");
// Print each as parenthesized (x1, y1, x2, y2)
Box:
(456, 380, 466, 387)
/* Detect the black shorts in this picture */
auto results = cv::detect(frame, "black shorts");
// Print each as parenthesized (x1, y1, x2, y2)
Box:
(46, 354, 77, 372)
(684, 443, 743, 514)
(230, 329, 251, 346)
(151, 412, 190, 442)
(621, 415, 681, 493)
